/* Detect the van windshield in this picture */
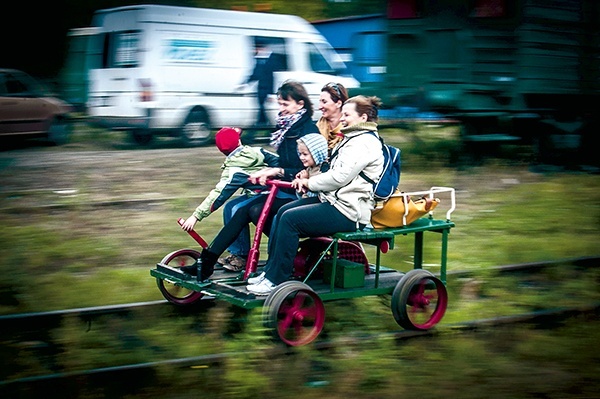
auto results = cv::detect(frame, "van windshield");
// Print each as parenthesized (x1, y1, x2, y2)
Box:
(307, 42, 349, 76)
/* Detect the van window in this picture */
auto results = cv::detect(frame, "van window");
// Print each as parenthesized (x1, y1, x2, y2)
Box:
(250, 36, 288, 71)
(114, 31, 140, 67)
(91, 30, 140, 69)
(306, 42, 349, 76)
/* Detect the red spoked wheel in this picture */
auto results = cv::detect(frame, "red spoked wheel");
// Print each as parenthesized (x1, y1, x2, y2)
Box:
(391, 269, 448, 330)
(157, 249, 204, 306)
(262, 281, 325, 346)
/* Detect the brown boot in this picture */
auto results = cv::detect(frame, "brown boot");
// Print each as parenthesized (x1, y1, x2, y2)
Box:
(219, 254, 247, 272)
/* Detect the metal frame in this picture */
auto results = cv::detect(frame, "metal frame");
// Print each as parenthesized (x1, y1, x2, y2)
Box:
(151, 185, 455, 305)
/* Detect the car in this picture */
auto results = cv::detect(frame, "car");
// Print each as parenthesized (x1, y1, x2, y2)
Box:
(0, 68, 73, 145)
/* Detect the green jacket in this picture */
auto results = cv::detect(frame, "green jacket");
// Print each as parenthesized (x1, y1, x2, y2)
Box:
(192, 145, 278, 221)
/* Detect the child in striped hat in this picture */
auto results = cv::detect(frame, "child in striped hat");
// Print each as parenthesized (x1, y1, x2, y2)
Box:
(294, 133, 329, 198)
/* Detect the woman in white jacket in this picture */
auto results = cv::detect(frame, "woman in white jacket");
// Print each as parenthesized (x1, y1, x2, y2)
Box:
(248, 95, 384, 295)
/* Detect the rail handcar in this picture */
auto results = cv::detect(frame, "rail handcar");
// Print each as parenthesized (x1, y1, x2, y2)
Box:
(151, 181, 456, 346)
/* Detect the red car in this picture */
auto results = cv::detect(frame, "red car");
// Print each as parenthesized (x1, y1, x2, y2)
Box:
(0, 68, 73, 145)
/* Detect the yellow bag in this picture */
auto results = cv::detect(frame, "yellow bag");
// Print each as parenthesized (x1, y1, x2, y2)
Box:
(371, 191, 440, 229)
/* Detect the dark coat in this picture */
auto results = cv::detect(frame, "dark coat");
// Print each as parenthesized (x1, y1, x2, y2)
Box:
(276, 111, 318, 194)
(246, 52, 286, 96)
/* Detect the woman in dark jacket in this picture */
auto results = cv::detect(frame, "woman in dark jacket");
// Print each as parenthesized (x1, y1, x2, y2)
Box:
(181, 80, 317, 281)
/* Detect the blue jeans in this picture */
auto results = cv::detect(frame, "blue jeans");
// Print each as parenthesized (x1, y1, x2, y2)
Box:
(209, 195, 292, 257)
(222, 195, 255, 257)
(263, 197, 360, 285)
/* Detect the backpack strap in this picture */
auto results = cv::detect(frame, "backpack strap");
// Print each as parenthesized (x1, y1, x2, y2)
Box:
(329, 134, 356, 161)
(357, 131, 383, 185)
(358, 170, 376, 185)
(330, 131, 379, 160)
(329, 130, 381, 185)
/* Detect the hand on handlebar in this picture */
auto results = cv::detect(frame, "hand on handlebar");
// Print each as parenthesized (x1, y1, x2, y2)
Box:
(249, 167, 280, 185)
(180, 215, 198, 232)
(295, 169, 308, 179)
(291, 178, 309, 193)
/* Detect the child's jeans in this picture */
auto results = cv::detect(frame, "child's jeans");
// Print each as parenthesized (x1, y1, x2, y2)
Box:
(223, 195, 254, 257)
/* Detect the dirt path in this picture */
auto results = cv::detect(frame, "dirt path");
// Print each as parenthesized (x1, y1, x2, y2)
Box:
(0, 145, 224, 208)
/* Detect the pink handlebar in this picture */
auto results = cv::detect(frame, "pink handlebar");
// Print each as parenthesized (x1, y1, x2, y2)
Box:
(265, 179, 293, 189)
(177, 218, 209, 249)
(176, 179, 292, 257)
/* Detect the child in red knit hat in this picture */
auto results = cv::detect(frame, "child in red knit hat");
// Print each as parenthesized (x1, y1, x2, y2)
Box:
(180, 127, 279, 272)
(214, 127, 242, 155)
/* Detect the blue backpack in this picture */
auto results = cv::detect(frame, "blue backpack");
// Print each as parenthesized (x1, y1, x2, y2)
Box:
(331, 131, 401, 201)
(359, 132, 401, 200)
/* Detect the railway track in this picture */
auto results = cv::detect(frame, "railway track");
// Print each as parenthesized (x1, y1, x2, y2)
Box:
(0, 303, 600, 397)
(1, 256, 596, 327)
(1, 256, 598, 395)
(1, 304, 598, 386)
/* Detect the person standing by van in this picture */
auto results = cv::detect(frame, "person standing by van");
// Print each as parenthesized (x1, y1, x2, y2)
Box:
(241, 40, 285, 127)
(317, 82, 349, 150)
(181, 80, 317, 281)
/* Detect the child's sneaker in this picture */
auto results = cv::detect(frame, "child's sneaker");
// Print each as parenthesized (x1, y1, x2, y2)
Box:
(246, 278, 276, 295)
(247, 272, 265, 285)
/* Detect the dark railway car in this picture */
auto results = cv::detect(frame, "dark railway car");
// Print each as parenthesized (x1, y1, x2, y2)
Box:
(316, 0, 599, 163)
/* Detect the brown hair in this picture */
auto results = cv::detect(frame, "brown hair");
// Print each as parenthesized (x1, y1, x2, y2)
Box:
(344, 95, 382, 122)
(321, 82, 349, 104)
(277, 80, 314, 118)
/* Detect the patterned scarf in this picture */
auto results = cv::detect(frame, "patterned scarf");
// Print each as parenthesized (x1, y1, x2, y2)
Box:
(270, 108, 307, 149)
(317, 117, 344, 149)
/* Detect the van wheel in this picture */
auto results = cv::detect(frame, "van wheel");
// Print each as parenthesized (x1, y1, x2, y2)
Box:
(131, 130, 153, 145)
(181, 109, 211, 146)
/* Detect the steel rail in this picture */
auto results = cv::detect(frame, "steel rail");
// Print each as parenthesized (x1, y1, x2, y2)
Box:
(1, 256, 597, 326)
(1, 302, 598, 388)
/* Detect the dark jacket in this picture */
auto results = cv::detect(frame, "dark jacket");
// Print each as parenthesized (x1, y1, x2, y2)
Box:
(246, 52, 286, 96)
(276, 111, 317, 195)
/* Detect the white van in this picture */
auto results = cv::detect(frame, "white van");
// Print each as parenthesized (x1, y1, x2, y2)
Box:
(86, 4, 359, 145)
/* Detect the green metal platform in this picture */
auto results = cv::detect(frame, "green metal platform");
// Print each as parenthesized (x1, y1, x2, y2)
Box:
(150, 216, 455, 309)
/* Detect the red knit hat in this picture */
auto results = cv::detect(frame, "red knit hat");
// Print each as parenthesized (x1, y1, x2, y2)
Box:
(215, 127, 241, 155)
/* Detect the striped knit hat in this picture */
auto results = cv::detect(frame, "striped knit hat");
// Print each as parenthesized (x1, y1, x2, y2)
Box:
(297, 133, 328, 166)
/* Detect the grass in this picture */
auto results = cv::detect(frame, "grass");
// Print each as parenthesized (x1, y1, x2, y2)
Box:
(1, 124, 599, 397)
(0, 124, 599, 313)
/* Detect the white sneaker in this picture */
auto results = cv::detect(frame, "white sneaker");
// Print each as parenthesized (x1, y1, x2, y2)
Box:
(246, 278, 276, 295)
(247, 272, 265, 285)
